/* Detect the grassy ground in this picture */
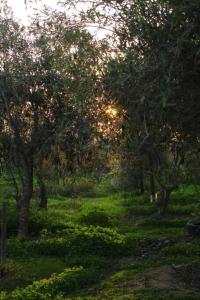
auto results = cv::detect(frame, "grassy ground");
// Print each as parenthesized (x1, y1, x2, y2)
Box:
(0, 185, 200, 299)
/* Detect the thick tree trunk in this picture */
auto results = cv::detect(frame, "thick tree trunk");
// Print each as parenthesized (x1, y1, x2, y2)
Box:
(18, 167, 33, 240)
(38, 175, 48, 209)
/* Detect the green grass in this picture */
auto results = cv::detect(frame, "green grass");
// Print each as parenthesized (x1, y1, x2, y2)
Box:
(1, 185, 200, 299)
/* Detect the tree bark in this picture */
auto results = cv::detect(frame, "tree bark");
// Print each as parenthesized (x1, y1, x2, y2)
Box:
(1, 91, 34, 239)
(0, 202, 7, 264)
(18, 164, 33, 240)
(38, 174, 48, 209)
(158, 189, 170, 215)
(139, 174, 144, 194)
(149, 173, 156, 202)
(157, 186, 178, 215)
(8, 167, 21, 209)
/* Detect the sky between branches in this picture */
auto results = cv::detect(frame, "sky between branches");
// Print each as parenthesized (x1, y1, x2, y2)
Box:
(7, 0, 109, 39)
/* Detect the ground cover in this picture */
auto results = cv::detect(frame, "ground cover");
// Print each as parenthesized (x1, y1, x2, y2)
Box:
(0, 186, 200, 299)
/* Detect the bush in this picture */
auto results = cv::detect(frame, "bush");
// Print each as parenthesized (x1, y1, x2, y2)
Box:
(7, 224, 128, 258)
(6, 203, 68, 237)
(28, 210, 68, 235)
(0, 266, 97, 300)
(47, 181, 74, 197)
(96, 176, 120, 194)
(64, 255, 108, 269)
(0, 260, 16, 278)
(72, 178, 95, 197)
(78, 208, 114, 227)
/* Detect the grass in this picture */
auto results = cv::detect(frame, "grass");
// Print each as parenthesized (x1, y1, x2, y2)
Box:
(1, 185, 200, 299)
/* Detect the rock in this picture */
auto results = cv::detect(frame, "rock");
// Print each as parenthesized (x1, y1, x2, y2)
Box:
(186, 220, 200, 236)
(171, 264, 183, 271)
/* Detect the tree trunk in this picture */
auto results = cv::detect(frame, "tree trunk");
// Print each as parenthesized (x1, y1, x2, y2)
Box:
(0, 202, 7, 264)
(16, 190, 21, 210)
(157, 185, 178, 215)
(139, 174, 144, 194)
(8, 167, 21, 209)
(158, 189, 171, 215)
(149, 173, 156, 202)
(18, 167, 33, 240)
(38, 175, 48, 209)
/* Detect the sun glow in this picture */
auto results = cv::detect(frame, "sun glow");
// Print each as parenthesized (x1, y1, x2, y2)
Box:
(106, 105, 118, 118)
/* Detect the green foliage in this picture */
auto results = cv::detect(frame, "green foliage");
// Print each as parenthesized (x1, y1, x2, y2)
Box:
(77, 208, 115, 227)
(96, 176, 121, 194)
(0, 260, 16, 278)
(171, 185, 200, 204)
(28, 209, 68, 235)
(64, 255, 108, 269)
(0, 267, 97, 300)
(0, 257, 66, 292)
(5, 204, 68, 237)
(2, 187, 200, 299)
(7, 224, 128, 258)
(48, 177, 96, 198)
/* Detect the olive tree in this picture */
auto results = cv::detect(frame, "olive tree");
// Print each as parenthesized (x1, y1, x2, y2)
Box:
(0, 5, 105, 237)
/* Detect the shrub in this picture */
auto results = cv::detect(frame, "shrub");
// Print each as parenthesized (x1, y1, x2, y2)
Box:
(64, 255, 108, 269)
(28, 210, 68, 235)
(78, 208, 114, 227)
(96, 176, 120, 194)
(6, 203, 68, 237)
(7, 224, 128, 258)
(0, 267, 97, 300)
(72, 178, 95, 197)
(0, 260, 16, 278)
(63, 225, 126, 256)
(47, 180, 74, 197)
